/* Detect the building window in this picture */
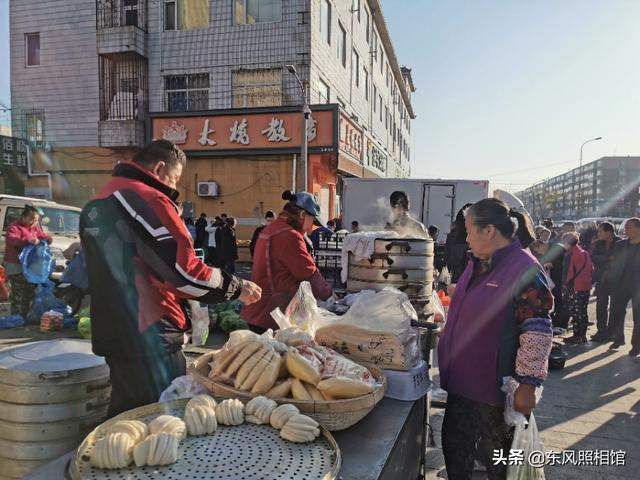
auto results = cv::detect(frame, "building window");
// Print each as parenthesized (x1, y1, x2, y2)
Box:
(319, 78, 330, 104)
(337, 23, 346, 67)
(372, 31, 378, 60)
(320, 0, 331, 45)
(352, 49, 360, 87)
(354, 0, 360, 22)
(165, 73, 209, 112)
(364, 8, 370, 43)
(379, 95, 383, 121)
(25, 33, 40, 67)
(372, 85, 377, 111)
(165, 0, 209, 30)
(380, 49, 384, 73)
(24, 109, 45, 147)
(233, 68, 282, 107)
(386, 65, 390, 88)
(363, 68, 369, 100)
(235, 0, 281, 25)
(385, 106, 388, 129)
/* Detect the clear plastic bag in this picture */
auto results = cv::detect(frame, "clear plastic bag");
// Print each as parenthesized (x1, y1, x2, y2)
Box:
(314, 288, 421, 370)
(270, 281, 323, 336)
(159, 374, 206, 403)
(506, 413, 546, 480)
(188, 300, 210, 346)
(431, 291, 446, 324)
(502, 376, 544, 427)
(439, 266, 451, 285)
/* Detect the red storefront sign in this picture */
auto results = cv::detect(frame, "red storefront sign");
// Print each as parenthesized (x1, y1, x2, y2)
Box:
(338, 112, 363, 161)
(151, 107, 337, 154)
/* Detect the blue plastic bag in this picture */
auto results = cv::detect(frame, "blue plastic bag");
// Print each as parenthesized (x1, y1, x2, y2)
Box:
(26, 282, 57, 325)
(0, 315, 24, 329)
(19, 243, 54, 284)
(60, 252, 88, 290)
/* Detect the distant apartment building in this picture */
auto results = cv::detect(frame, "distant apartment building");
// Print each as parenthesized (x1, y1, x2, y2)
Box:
(517, 156, 640, 221)
(10, 0, 416, 236)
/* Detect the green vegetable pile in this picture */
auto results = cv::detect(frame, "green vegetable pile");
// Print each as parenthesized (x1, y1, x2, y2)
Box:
(218, 310, 248, 333)
(77, 307, 91, 340)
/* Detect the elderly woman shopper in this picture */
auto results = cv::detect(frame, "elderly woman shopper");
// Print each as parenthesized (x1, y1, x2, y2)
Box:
(561, 232, 594, 344)
(438, 198, 554, 480)
(241, 191, 333, 333)
(4, 205, 52, 320)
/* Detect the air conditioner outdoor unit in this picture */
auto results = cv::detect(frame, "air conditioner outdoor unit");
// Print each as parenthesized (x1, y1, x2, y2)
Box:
(197, 181, 219, 197)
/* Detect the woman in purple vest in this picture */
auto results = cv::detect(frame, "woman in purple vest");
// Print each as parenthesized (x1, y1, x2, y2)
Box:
(438, 198, 554, 480)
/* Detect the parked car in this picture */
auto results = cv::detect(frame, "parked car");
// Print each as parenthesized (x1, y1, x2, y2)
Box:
(0, 195, 81, 281)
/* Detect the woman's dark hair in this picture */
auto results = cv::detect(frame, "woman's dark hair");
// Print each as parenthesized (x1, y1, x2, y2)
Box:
(390, 191, 409, 210)
(281, 190, 304, 231)
(562, 232, 579, 246)
(599, 221, 614, 233)
(466, 198, 535, 248)
(134, 140, 186, 170)
(21, 205, 40, 218)
(265, 210, 275, 219)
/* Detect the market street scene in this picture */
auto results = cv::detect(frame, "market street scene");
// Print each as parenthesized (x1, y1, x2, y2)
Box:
(0, 1, 638, 479)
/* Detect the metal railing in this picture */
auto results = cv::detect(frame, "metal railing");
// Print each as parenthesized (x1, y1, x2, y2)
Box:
(99, 55, 148, 121)
(97, 0, 147, 31)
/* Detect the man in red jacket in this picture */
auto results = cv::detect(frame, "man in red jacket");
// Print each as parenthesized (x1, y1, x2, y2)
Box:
(81, 140, 261, 417)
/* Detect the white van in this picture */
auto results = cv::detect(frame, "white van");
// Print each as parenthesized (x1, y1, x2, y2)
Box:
(0, 195, 81, 280)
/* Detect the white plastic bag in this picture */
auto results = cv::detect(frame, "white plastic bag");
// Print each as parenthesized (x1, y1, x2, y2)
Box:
(439, 266, 451, 285)
(506, 413, 546, 480)
(431, 291, 446, 324)
(269, 281, 323, 336)
(188, 300, 210, 346)
(159, 374, 206, 403)
(502, 376, 544, 427)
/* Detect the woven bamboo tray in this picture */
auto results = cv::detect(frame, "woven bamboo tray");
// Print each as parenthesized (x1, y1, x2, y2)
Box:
(189, 350, 387, 431)
(69, 398, 341, 480)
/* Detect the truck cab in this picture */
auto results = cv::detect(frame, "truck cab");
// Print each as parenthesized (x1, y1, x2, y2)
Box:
(0, 195, 81, 281)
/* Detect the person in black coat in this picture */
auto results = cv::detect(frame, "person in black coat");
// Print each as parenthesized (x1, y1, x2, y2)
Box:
(590, 222, 620, 342)
(215, 217, 239, 273)
(249, 211, 275, 258)
(194, 213, 208, 250)
(445, 204, 472, 284)
(606, 218, 640, 354)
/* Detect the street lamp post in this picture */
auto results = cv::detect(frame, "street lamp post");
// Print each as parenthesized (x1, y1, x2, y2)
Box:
(578, 136, 602, 217)
(286, 65, 310, 192)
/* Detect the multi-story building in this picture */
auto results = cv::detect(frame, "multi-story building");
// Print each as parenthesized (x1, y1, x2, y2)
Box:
(517, 156, 640, 221)
(10, 0, 416, 237)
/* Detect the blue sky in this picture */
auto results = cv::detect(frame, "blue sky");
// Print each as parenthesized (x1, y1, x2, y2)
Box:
(1, 1, 638, 192)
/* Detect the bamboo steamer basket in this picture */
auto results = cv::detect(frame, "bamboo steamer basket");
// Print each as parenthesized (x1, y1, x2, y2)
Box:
(0, 339, 110, 478)
(189, 350, 386, 431)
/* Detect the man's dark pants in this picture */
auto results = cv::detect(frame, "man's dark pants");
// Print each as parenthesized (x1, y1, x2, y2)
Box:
(105, 349, 186, 418)
(608, 287, 640, 349)
(595, 282, 613, 335)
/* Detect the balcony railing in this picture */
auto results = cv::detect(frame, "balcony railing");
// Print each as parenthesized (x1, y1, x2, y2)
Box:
(97, 0, 147, 31)
(99, 55, 148, 121)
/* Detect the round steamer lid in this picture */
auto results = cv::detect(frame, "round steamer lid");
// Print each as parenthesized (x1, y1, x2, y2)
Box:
(0, 340, 104, 373)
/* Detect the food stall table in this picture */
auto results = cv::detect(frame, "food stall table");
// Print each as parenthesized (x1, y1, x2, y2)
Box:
(23, 397, 426, 480)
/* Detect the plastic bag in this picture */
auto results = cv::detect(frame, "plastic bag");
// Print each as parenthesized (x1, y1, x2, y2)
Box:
(159, 374, 206, 403)
(26, 282, 57, 324)
(40, 310, 64, 332)
(439, 266, 451, 285)
(0, 315, 24, 329)
(20, 243, 54, 284)
(506, 414, 546, 480)
(60, 251, 89, 290)
(314, 288, 421, 370)
(188, 300, 210, 346)
(278, 281, 322, 336)
(431, 291, 446, 324)
(502, 376, 544, 427)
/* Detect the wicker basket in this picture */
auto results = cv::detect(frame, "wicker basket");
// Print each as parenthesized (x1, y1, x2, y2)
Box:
(188, 350, 387, 431)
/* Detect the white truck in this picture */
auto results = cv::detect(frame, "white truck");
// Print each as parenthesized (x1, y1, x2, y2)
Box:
(342, 178, 489, 235)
